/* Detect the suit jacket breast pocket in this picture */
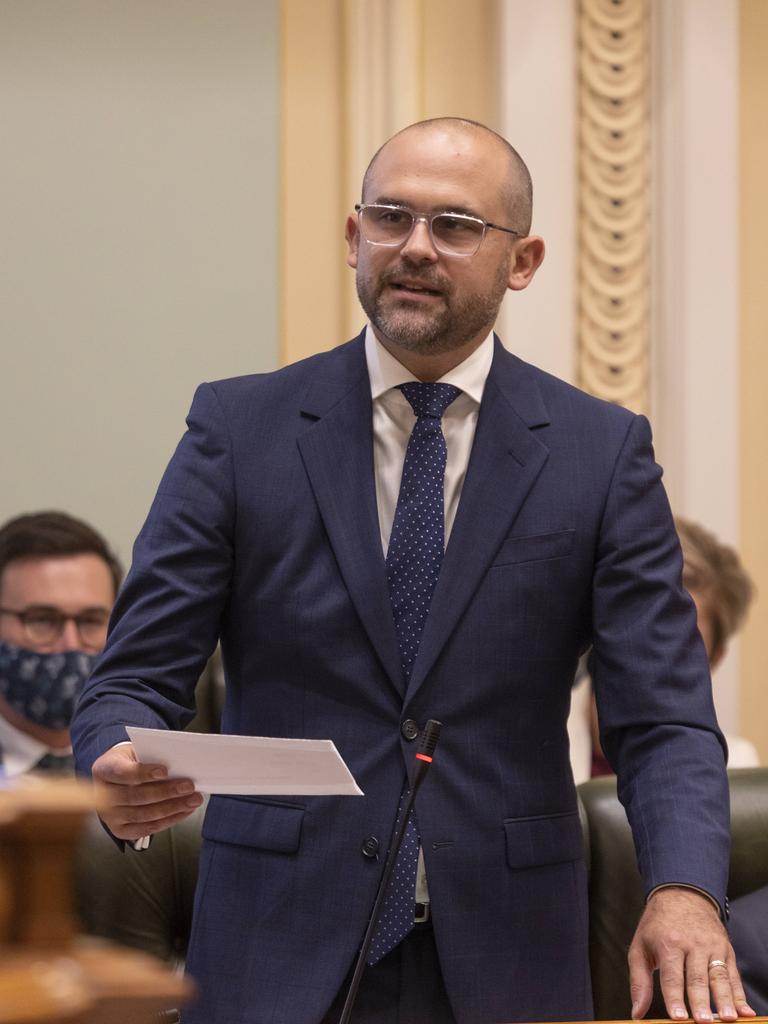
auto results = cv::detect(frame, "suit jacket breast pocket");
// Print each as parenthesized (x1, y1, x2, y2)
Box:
(202, 795, 305, 852)
(504, 810, 584, 870)
(492, 528, 575, 568)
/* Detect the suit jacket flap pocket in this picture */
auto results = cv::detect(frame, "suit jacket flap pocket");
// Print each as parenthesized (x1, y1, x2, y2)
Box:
(493, 529, 575, 567)
(203, 795, 304, 852)
(504, 810, 584, 870)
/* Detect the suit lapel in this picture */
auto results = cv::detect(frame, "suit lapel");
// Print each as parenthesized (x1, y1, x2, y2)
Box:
(297, 338, 404, 696)
(405, 339, 551, 700)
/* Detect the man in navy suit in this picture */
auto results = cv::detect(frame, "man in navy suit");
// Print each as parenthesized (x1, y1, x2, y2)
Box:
(71, 118, 753, 1024)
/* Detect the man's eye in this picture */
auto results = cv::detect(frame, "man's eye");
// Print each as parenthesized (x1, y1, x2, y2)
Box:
(377, 209, 408, 225)
(27, 614, 59, 628)
(78, 615, 108, 628)
(438, 216, 473, 233)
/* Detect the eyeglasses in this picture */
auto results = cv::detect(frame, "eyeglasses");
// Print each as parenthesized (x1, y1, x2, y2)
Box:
(354, 203, 523, 257)
(0, 606, 109, 649)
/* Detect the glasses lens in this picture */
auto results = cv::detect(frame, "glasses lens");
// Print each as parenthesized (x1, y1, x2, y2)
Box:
(361, 206, 414, 245)
(24, 612, 63, 644)
(76, 614, 109, 645)
(431, 214, 485, 255)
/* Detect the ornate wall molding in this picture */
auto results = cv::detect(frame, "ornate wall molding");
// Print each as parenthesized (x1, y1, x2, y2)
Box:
(577, 0, 650, 414)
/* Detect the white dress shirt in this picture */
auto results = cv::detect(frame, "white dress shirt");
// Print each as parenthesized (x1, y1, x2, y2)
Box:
(0, 713, 71, 778)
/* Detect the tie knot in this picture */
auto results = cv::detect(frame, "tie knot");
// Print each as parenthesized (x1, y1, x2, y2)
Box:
(399, 382, 461, 420)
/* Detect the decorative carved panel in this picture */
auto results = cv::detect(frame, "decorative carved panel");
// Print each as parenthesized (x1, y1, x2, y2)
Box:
(577, 0, 650, 414)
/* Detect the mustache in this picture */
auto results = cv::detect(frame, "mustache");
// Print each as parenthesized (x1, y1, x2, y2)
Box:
(380, 264, 453, 295)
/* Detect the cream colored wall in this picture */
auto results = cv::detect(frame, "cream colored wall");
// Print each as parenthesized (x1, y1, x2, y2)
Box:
(651, 0, 742, 733)
(0, 1, 280, 566)
(739, 0, 768, 764)
(496, 1, 576, 380)
(280, 0, 346, 364)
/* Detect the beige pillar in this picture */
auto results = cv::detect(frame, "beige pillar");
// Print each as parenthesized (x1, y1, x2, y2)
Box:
(739, 0, 768, 762)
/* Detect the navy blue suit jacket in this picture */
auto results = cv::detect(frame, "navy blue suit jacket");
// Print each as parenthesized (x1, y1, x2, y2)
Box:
(72, 334, 729, 1024)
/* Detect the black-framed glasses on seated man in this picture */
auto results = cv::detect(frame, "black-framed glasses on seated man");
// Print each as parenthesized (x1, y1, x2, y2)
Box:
(354, 203, 523, 258)
(0, 606, 109, 650)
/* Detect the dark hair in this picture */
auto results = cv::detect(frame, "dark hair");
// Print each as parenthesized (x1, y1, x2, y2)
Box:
(675, 516, 755, 662)
(0, 511, 123, 597)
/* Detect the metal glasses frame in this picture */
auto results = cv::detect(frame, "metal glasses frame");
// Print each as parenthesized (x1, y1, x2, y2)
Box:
(0, 606, 109, 647)
(354, 203, 523, 257)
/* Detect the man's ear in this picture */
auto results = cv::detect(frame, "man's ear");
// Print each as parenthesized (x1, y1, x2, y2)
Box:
(507, 235, 545, 292)
(345, 214, 360, 269)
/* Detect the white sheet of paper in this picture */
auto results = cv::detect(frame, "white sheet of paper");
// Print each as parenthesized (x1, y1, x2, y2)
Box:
(126, 727, 363, 796)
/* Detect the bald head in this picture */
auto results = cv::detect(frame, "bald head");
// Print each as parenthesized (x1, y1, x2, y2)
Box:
(361, 117, 533, 236)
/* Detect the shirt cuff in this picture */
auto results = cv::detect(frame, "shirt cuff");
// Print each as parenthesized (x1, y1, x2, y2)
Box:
(646, 883, 725, 919)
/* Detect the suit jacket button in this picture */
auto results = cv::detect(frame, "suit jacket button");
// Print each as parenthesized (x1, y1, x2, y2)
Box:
(361, 836, 379, 858)
(401, 719, 419, 741)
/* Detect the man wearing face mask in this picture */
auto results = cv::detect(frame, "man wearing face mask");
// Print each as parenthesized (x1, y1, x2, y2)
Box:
(0, 510, 122, 776)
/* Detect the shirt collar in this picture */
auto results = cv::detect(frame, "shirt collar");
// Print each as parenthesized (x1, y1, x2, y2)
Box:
(364, 324, 494, 405)
(0, 713, 49, 777)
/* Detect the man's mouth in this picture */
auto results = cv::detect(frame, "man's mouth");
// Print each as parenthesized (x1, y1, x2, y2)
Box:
(388, 280, 443, 297)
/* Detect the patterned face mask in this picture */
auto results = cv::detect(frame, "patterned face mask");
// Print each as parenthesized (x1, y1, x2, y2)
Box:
(0, 640, 95, 730)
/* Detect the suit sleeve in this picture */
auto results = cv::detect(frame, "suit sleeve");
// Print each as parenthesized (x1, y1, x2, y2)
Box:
(71, 382, 235, 774)
(590, 413, 730, 912)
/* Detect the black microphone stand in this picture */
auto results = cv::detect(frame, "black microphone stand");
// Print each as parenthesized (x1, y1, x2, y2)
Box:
(338, 719, 443, 1024)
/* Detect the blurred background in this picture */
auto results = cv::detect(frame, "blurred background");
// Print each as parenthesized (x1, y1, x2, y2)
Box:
(1, 0, 765, 758)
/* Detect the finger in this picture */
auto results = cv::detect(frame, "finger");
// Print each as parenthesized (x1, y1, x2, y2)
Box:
(102, 777, 198, 807)
(657, 948, 689, 1021)
(684, 952, 714, 1023)
(706, 957, 737, 1021)
(726, 959, 757, 1018)
(93, 746, 168, 785)
(106, 790, 204, 831)
(106, 805, 203, 842)
(628, 939, 655, 1019)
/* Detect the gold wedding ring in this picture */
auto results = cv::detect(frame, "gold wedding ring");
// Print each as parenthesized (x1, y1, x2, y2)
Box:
(708, 959, 728, 970)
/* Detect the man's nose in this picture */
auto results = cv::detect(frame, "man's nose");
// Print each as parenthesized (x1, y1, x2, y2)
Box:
(400, 217, 439, 263)
(56, 617, 82, 652)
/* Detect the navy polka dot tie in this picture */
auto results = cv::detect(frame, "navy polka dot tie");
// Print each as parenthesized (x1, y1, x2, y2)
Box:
(367, 381, 461, 965)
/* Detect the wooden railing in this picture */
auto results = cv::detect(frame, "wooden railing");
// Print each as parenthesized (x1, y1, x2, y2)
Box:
(0, 775, 191, 1024)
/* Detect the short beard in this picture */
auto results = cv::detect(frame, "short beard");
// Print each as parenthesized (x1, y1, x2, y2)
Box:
(356, 260, 509, 357)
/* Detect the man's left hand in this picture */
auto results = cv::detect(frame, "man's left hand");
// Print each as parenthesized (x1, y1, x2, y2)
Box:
(628, 886, 756, 1022)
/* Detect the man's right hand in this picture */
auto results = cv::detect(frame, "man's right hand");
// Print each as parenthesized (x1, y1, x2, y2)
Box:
(92, 743, 204, 841)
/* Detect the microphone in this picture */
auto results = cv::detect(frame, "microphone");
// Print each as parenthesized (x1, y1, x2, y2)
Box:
(412, 718, 441, 789)
(338, 719, 443, 1024)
